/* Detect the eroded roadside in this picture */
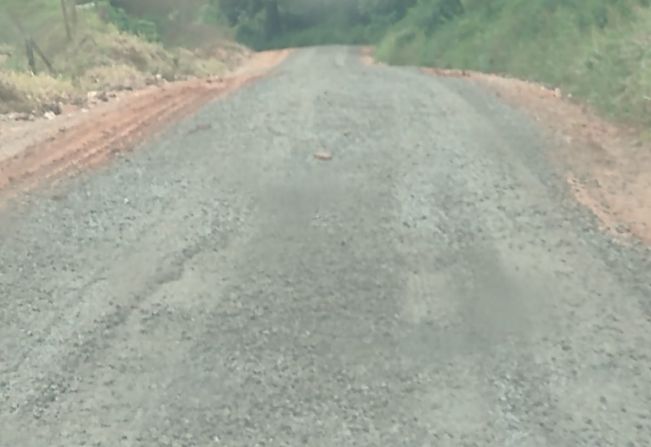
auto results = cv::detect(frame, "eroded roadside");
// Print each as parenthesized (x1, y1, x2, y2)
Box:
(421, 66, 651, 245)
(0, 50, 290, 202)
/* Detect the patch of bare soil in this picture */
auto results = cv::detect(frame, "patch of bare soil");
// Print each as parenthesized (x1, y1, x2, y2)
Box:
(0, 50, 290, 202)
(360, 47, 380, 67)
(423, 66, 651, 245)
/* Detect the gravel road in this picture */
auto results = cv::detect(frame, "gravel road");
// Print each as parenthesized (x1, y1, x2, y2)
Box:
(1, 46, 650, 446)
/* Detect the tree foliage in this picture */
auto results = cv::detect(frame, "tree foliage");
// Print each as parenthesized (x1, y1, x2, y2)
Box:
(213, 0, 418, 48)
(0, 0, 469, 50)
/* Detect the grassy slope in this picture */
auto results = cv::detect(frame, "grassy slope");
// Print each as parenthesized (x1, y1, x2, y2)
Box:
(0, 1, 243, 114)
(376, 0, 651, 129)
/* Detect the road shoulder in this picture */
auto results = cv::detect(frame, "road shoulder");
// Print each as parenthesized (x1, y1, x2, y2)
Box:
(0, 50, 290, 204)
(421, 67, 651, 246)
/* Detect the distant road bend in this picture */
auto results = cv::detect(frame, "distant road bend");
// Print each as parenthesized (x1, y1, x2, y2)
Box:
(1, 47, 650, 446)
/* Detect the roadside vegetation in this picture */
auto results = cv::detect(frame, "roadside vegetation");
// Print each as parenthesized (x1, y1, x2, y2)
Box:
(189, 0, 651, 131)
(1, 0, 650, 132)
(375, 0, 651, 130)
(217, 0, 415, 49)
(0, 0, 245, 114)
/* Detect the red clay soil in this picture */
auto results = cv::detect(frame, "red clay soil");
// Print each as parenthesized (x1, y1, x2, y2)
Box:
(0, 50, 290, 203)
(360, 47, 378, 67)
(422, 67, 651, 245)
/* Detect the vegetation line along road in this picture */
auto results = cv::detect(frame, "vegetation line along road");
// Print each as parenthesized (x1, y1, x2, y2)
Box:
(2, 1, 650, 131)
(0, 0, 249, 115)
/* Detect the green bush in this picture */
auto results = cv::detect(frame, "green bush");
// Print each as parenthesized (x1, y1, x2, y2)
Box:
(376, 0, 651, 127)
(100, 1, 160, 42)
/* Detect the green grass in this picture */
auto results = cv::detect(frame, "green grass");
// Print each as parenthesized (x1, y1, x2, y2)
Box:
(0, 0, 243, 113)
(376, 0, 651, 128)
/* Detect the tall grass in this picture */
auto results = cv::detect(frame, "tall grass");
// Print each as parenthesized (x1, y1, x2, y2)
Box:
(376, 0, 651, 127)
(0, 0, 242, 113)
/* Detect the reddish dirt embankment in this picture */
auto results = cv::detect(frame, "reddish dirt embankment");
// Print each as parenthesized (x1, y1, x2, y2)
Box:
(0, 50, 289, 201)
(422, 67, 651, 245)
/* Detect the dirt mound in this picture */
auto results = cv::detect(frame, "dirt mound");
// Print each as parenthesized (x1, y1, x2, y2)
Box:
(0, 50, 290, 203)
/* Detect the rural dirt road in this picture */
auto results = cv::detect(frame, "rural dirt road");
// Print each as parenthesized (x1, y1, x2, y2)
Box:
(1, 46, 651, 446)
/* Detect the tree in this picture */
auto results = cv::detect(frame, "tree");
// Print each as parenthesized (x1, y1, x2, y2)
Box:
(265, 0, 281, 38)
(218, 0, 264, 26)
(3, 0, 57, 73)
(60, 0, 72, 41)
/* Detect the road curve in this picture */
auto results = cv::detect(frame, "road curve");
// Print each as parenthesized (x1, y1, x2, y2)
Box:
(1, 46, 650, 446)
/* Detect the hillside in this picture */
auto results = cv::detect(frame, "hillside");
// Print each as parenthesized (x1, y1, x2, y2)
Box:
(375, 0, 651, 130)
(0, 0, 247, 114)
(177, 0, 650, 132)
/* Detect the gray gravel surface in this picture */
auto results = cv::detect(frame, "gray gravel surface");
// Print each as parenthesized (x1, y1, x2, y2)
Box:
(1, 46, 650, 447)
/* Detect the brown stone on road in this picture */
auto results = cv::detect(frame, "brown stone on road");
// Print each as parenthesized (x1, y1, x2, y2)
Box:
(314, 150, 333, 161)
